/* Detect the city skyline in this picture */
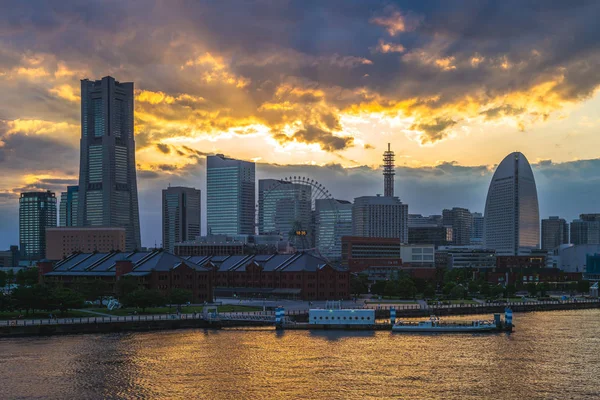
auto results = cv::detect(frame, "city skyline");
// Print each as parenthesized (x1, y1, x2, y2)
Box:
(3, 1, 600, 247)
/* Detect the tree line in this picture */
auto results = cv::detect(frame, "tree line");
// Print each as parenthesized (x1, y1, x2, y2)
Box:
(0, 268, 195, 316)
(350, 268, 591, 300)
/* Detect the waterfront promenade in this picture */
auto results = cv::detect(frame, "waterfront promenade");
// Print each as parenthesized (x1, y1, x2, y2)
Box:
(0, 297, 598, 336)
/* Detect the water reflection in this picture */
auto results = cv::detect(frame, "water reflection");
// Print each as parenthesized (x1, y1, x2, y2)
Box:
(0, 310, 599, 399)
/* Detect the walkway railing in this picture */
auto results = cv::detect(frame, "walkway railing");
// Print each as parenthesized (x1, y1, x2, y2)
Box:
(3, 298, 598, 327)
(2, 310, 280, 327)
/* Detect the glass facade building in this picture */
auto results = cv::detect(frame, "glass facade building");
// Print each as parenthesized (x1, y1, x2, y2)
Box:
(162, 186, 201, 252)
(19, 191, 57, 260)
(541, 216, 569, 250)
(59, 186, 79, 227)
(352, 195, 408, 242)
(258, 179, 312, 247)
(442, 207, 473, 245)
(484, 152, 540, 255)
(206, 155, 255, 235)
(470, 212, 484, 245)
(77, 76, 141, 251)
(570, 214, 600, 245)
(315, 198, 353, 260)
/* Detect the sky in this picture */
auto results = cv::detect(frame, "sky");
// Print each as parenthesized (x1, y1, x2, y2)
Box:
(1, 0, 600, 248)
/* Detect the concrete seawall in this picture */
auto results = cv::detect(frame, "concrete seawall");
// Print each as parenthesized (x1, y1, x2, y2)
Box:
(0, 318, 272, 338)
(1, 301, 598, 337)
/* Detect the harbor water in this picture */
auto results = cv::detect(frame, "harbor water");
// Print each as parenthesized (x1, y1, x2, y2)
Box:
(1, 309, 599, 399)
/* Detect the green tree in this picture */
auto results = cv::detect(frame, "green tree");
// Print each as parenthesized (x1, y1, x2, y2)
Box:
(423, 284, 436, 299)
(350, 274, 368, 296)
(116, 276, 140, 300)
(577, 280, 590, 294)
(11, 286, 38, 315)
(538, 282, 549, 297)
(412, 278, 427, 294)
(169, 288, 192, 307)
(0, 291, 11, 312)
(371, 280, 387, 296)
(526, 282, 538, 297)
(504, 284, 517, 298)
(384, 280, 400, 298)
(491, 284, 504, 298)
(16, 267, 39, 286)
(567, 281, 578, 295)
(124, 289, 164, 312)
(480, 283, 491, 297)
(468, 281, 479, 294)
(397, 278, 417, 299)
(449, 285, 467, 300)
(0, 270, 7, 288)
(442, 282, 456, 297)
(6, 270, 15, 291)
(51, 287, 85, 314)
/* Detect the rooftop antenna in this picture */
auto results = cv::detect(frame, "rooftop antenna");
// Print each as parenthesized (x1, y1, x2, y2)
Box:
(383, 143, 395, 197)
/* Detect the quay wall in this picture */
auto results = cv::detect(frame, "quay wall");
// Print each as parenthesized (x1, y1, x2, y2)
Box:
(0, 318, 271, 338)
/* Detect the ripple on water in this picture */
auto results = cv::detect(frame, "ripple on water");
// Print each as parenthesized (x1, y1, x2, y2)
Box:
(0, 310, 599, 399)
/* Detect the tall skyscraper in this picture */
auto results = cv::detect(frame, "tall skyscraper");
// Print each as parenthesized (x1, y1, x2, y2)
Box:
(206, 154, 255, 235)
(258, 179, 312, 242)
(162, 186, 201, 252)
(541, 216, 569, 250)
(470, 212, 484, 245)
(484, 152, 540, 255)
(315, 198, 353, 259)
(442, 207, 473, 245)
(570, 214, 600, 245)
(352, 195, 408, 242)
(383, 143, 395, 197)
(59, 186, 79, 227)
(77, 76, 141, 251)
(19, 191, 57, 260)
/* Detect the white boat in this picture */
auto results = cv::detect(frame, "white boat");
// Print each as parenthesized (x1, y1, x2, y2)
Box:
(392, 316, 499, 333)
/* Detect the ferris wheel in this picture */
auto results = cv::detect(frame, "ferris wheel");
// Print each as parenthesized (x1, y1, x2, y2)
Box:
(257, 176, 341, 256)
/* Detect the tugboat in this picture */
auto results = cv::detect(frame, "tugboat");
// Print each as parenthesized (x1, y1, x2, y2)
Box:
(391, 308, 513, 333)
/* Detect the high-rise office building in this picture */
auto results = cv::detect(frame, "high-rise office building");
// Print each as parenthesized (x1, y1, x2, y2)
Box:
(484, 152, 540, 255)
(19, 191, 57, 260)
(352, 195, 408, 242)
(315, 198, 353, 259)
(77, 76, 141, 251)
(442, 207, 473, 246)
(206, 154, 255, 235)
(162, 186, 201, 252)
(541, 216, 569, 250)
(258, 179, 312, 247)
(470, 212, 484, 245)
(59, 186, 79, 227)
(570, 214, 600, 245)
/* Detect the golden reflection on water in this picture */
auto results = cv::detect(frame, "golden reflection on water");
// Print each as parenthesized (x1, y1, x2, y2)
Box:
(1, 310, 600, 399)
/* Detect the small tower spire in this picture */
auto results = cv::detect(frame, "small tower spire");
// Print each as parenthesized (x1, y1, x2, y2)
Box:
(383, 143, 395, 197)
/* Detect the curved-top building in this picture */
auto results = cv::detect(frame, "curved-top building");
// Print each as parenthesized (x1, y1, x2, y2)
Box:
(484, 152, 540, 255)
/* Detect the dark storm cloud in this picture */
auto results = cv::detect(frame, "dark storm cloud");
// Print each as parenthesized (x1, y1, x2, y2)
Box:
(155, 143, 170, 154)
(2, 0, 600, 145)
(274, 125, 354, 151)
(0, 127, 78, 172)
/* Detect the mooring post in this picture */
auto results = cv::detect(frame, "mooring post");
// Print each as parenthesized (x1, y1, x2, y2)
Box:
(275, 307, 285, 329)
(504, 307, 513, 329)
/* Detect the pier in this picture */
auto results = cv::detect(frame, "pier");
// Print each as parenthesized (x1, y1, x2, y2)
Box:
(0, 298, 597, 337)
